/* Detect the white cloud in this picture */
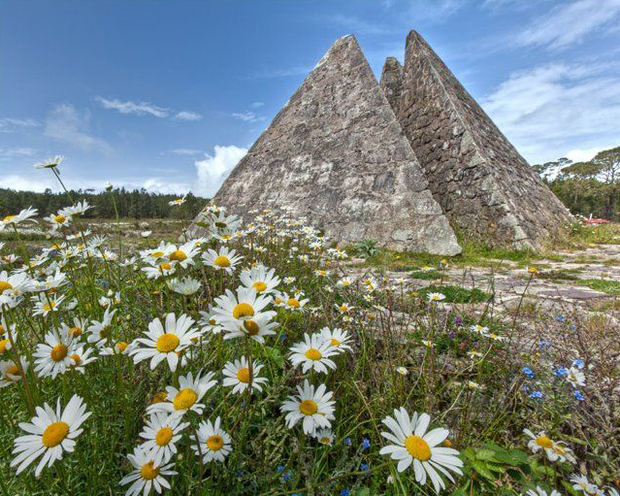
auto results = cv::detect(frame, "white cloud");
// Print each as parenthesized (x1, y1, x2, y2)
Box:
(95, 97, 170, 118)
(480, 62, 620, 164)
(0, 117, 39, 133)
(175, 111, 202, 121)
(250, 102, 264, 108)
(565, 147, 603, 163)
(193, 145, 247, 197)
(250, 66, 311, 79)
(44, 104, 112, 153)
(516, 0, 620, 49)
(231, 111, 265, 123)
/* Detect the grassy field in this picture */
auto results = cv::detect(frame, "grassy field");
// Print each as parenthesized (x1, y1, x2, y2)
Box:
(0, 205, 618, 496)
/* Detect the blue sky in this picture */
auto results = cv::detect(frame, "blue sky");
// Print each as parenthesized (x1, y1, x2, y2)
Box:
(1, 0, 619, 196)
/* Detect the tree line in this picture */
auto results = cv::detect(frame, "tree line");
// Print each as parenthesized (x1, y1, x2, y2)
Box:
(0, 187, 207, 219)
(534, 145, 619, 221)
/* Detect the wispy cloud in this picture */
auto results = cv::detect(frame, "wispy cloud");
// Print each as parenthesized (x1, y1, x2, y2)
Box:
(170, 148, 203, 156)
(480, 62, 620, 163)
(175, 111, 202, 121)
(250, 101, 264, 108)
(0, 147, 36, 160)
(0, 117, 40, 133)
(95, 97, 169, 118)
(95, 97, 202, 121)
(231, 111, 265, 123)
(516, 0, 620, 50)
(44, 104, 112, 153)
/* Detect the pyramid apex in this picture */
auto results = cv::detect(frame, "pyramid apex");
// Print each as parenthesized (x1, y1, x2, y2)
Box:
(405, 29, 425, 47)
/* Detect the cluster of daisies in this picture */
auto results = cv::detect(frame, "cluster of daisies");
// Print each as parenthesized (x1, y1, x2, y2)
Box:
(1, 196, 616, 496)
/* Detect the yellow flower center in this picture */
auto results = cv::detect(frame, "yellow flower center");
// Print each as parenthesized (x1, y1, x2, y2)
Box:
(236, 367, 251, 383)
(169, 250, 187, 262)
(5, 364, 20, 379)
(330, 338, 341, 347)
(42, 421, 70, 447)
(68, 327, 82, 337)
(0, 281, 13, 293)
(207, 434, 224, 451)
(535, 436, 553, 449)
(2, 215, 16, 222)
(140, 461, 159, 480)
(117, 341, 128, 353)
(155, 426, 174, 446)
(405, 435, 432, 461)
(156, 333, 180, 353)
(214, 255, 231, 268)
(173, 388, 198, 410)
(243, 320, 260, 336)
(299, 399, 318, 416)
(54, 215, 66, 223)
(159, 263, 172, 271)
(0, 338, 9, 353)
(51, 344, 68, 362)
(252, 281, 267, 292)
(305, 348, 322, 360)
(151, 392, 167, 404)
(150, 251, 164, 258)
(70, 353, 82, 367)
(43, 301, 56, 311)
(233, 303, 254, 320)
(319, 436, 331, 445)
(287, 298, 300, 308)
(339, 304, 348, 312)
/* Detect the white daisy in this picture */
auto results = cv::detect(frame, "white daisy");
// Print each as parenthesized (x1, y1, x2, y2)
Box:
(319, 327, 353, 353)
(313, 428, 334, 446)
(0, 207, 38, 231)
(281, 380, 335, 435)
(274, 291, 308, 311)
(202, 247, 243, 274)
(379, 407, 463, 492)
(33, 327, 78, 379)
(289, 333, 338, 374)
(222, 356, 268, 394)
(212, 286, 275, 330)
(191, 417, 232, 463)
(523, 429, 575, 463)
(34, 155, 63, 169)
(11, 395, 91, 476)
(66, 345, 97, 374)
(166, 276, 201, 295)
(148, 370, 217, 416)
(570, 474, 598, 494)
(239, 264, 281, 294)
(427, 292, 446, 302)
(87, 307, 118, 348)
(0, 270, 33, 298)
(119, 446, 177, 496)
(31, 293, 65, 317)
(566, 366, 586, 388)
(130, 313, 201, 372)
(100, 340, 136, 356)
(139, 412, 189, 465)
(0, 357, 28, 388)
(141, 262, 176, 279)
(166, 241, 199, 269)
(525, 487, 562, 496)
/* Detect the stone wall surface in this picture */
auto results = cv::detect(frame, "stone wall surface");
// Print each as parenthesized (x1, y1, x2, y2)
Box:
(395, 30, 572, 250)
(189, 35, 461, 255)
(379, 57, 403, 117)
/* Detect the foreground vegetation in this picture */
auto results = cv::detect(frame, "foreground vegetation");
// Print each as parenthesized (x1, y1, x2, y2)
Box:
(0, 171, 618, 495)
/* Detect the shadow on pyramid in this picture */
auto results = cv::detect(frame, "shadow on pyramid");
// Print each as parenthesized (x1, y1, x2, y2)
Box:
(381, 30, 572, 250)
(190, 35, 461, 256)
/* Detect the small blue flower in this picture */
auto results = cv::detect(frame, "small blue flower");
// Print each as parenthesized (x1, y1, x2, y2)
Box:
(277, 465, 285, 473)
(343, 437, 352, 446)
(279, 333, 287, 342)
(282, 471, 292, 482)
(362, 438, 370, 450)
(568, 323, 577, 331)
(454, 316, 463, 325)
(529, 391, 543, 399)
(521, 367, 535, 379)
(554, 314, 565, 322)
(360, 463, 370, 472)
(538, 340, 551, 349)
(572, 359, 585, 369)
(522, 385, 529, 391)
(574, 390, 585, 401)
(292, 493, 303, 496)
(340, 490, 351, 496)
(553, 367, 568, 376)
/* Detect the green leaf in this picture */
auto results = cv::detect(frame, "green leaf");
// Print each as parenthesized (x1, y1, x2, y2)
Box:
(471, 460, 495, 481)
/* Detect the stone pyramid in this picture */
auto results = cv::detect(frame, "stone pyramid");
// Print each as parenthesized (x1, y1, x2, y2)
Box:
(381, 30, 572, 250)
(191, 35, 461, 255)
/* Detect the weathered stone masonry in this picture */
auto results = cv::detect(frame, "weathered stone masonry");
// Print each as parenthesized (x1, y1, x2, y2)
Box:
(384, 30, 572, 250)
